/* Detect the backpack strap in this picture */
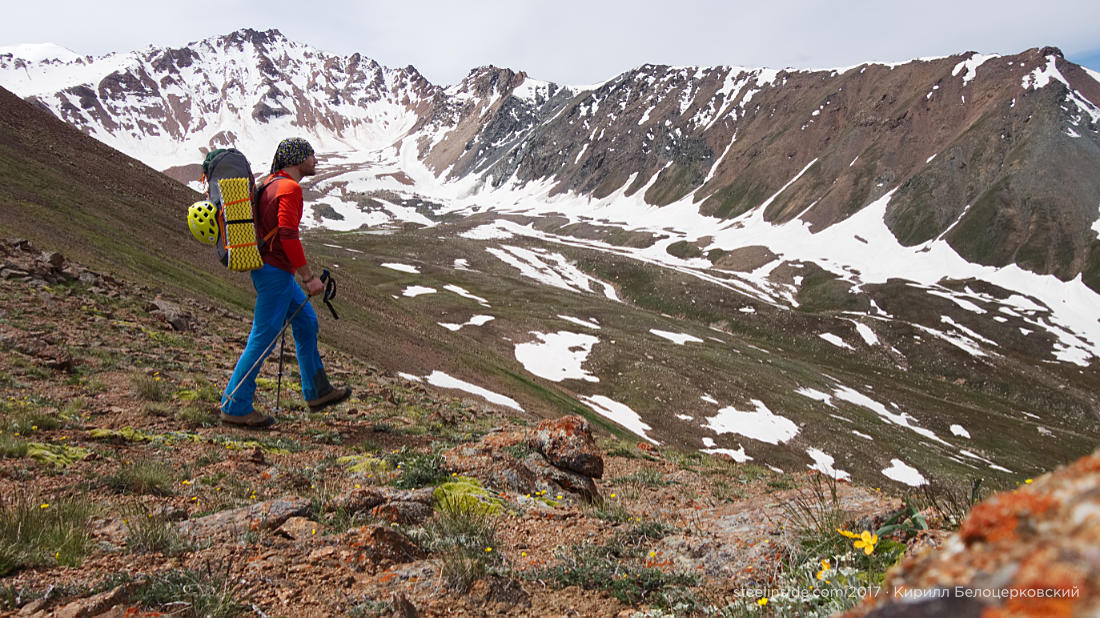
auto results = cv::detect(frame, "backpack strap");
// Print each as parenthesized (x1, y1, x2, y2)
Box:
(254, 176, 287, 249)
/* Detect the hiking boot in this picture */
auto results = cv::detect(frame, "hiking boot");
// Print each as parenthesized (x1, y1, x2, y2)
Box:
(220, 410, 275, 428)
(308, 385, 351, 412)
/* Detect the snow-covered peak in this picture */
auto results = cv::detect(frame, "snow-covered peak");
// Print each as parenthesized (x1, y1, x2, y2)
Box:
(0, 43, 80, 63)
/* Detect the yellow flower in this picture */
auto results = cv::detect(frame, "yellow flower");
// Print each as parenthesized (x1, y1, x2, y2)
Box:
(1024, 478, 1033, 484)
(816, 559, 831, 579)
(610, 493, 616, 498)
(757, 597, 768, 606)
(485, 547, 493, 553)
(521, 551, 528, 557)
(40, 503, 49, 509)
(853, 530, 878, 555)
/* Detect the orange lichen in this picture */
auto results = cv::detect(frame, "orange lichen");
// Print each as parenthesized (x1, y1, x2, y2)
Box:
(960, 491, 1056, 545)
(1067, 453, 1100, 475)
(982, 593, 1078, 618)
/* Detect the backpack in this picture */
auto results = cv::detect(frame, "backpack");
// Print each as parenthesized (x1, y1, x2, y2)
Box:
(202, 148, 281, 271)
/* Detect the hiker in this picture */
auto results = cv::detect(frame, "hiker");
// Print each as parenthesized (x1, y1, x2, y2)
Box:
(220, 137, 351, 427)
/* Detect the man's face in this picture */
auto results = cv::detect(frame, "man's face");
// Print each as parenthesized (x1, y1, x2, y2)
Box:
(299, 154, 318, 177)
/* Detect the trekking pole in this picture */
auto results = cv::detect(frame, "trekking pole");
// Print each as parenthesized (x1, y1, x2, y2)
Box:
(275, 329, 287, 411)
(224, 270, 337, 407)
(224, 296, 311, 407)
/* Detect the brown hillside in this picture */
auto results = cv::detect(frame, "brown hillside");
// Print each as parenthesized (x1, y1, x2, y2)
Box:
(0, 85, 247, 306)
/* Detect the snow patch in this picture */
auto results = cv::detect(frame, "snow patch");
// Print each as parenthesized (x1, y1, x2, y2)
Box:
(558, 315, 601, 330)
(703, 399, 799, 445)
(581, 395, 658, 444)
(701, 437, 752, 462)
(950, 424, 971, 439)
(514, 331, 599, 382)
(461, 223, 516, 240)
(650, 329, 704, 345)
(952, 53, 998, 86)
(402, 286, 436, 297)
(796, 387, 835, 407)
(806, 448, 851, 480)
(444, 285, 490, 306)
(881, 459, 927, 486)
(819, 333, 853, 350)
(425, 371, 523, 411)
(851, 322, 880, 346)
(438, 315, 494, 331)
(382, 263, 420, 274)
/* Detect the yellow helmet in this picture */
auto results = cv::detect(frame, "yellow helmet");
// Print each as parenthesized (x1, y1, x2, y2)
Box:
(188, 200, 218, 245)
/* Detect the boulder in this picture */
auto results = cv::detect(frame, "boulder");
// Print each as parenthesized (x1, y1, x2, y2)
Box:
(277, 516, 325, 540)
(149, 298, 192, 331)
(526, 415, 604, 478)
(522, 453, 600, 501)
(442, 420, 606, 502)
(343, 525, 425, 570)
(176, 496, 310, 539)
(840, 449, 1100, 617)
(370, 501, 434, 525)
(50, 583, 135, 618)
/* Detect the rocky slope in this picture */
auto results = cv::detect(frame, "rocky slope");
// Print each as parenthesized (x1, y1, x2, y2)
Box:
(0, 238, 893, 616)
(2, 240, 1097, 617)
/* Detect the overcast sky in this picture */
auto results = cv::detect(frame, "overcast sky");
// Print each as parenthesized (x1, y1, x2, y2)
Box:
(3, 1, 1099, 86)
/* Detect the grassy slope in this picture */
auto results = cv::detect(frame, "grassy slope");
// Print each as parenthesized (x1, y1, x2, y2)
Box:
(0, 88, 251, 310)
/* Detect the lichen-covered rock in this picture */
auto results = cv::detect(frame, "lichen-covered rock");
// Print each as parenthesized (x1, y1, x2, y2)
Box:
(521, 453, 599, 502)
(148, 298, 192, 331)
(50, 583, 136, 618)
(176, 497, 310, 539)
(370, 500, 434, 525)
(329, 487, 386, 514)
(278, 516, 325, 540)
(841, 449, 1100, 617)
(343, 525, 425, 570)
(0, 325, 75, 372)
(443, 422, 604, 502)
(526, 415, 604, 478)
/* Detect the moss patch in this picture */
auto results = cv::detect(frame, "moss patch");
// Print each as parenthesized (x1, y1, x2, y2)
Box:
(433, 476, 505, 516)
(25, 442, 90, 467)
(337, 454, 391, 475)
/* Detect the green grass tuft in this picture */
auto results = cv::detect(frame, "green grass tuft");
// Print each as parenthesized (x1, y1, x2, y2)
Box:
(0, 494, 96, 575)
(131, 373, 170, 402)
(132, 566, 244, 617)
(104, 459, 175, 496)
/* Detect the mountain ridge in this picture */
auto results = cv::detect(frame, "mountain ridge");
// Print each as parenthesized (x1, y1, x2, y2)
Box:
(3, 30, 1098, 296)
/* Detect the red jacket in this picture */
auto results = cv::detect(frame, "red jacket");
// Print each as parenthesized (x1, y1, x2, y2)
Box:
(257, 171, 307, 273)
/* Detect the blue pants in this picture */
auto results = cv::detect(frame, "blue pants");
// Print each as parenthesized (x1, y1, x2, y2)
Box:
(222, 265, 326, 415)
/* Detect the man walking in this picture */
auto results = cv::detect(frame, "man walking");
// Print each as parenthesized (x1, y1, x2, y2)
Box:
(221, 137, 351, 427)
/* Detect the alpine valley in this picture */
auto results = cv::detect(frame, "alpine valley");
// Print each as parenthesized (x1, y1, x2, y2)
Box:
(3, 28, 1100, 489)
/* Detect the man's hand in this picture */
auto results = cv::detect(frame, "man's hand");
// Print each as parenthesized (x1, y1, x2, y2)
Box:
(304, 276, 324, 297)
